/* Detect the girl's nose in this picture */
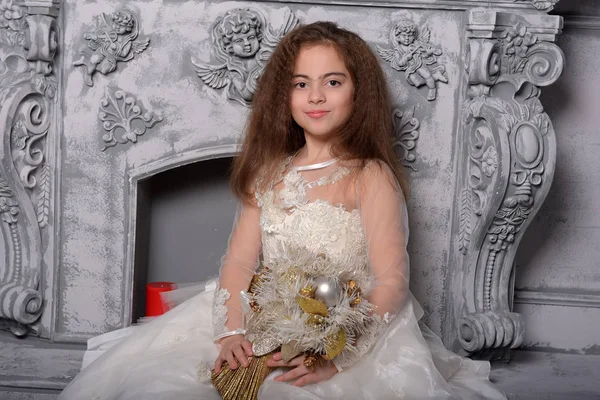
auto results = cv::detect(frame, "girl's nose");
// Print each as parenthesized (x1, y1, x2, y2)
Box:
(308, 86, 325, 104)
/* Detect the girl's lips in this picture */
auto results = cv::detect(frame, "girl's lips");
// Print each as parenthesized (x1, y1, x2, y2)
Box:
(305, 111, 329, 119)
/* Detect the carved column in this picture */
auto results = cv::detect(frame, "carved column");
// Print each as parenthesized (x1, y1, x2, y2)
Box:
(446, 9, 564, 359)
(0, 1, 58, 337)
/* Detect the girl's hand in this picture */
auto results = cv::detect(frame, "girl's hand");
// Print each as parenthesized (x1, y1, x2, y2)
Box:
(214, 335, 253, 374)
(267, 352, 338, 387)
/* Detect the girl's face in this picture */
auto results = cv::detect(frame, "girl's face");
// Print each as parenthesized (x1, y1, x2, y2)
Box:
(290, 44, 354, 141)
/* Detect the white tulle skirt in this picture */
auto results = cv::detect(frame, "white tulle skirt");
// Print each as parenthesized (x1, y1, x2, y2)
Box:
(58, 280, 506, 400)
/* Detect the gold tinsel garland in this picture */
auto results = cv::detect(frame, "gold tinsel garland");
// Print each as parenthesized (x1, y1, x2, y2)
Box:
(211, 353, 274, 400)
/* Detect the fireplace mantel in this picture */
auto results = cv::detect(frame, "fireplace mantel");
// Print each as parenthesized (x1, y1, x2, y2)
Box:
(0, 0, 564, 370)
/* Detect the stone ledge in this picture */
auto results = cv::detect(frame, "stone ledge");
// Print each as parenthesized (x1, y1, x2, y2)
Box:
(491, 350, 600, 399)
(0, 389, 59, 400)
(0, 334, 84, 392)
(1, 346, 599, 399)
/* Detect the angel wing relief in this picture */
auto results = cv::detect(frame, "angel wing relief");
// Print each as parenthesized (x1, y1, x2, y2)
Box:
(191, 8, 298, 107)
(377, 18, 448, 101)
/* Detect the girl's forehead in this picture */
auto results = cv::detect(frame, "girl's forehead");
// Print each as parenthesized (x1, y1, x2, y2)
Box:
(292, 45, 352, 80)
(294, 45, 346, 68)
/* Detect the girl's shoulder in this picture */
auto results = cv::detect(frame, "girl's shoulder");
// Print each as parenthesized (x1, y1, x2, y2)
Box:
(354, 159, 402, 196)
(340, 158, 394, 180)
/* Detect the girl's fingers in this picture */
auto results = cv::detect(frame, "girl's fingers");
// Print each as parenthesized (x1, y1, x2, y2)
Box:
(292, 363, 338, 387)
(233, 346, 249, 368)
(267, 356, 304, 367)
(242, 340, 253, 356)
(267, 353, 305, 368)
(292, 373, 319, 387)
(226, 353, 239, 370)
(267, 358, 300, 367)
(215, 339, 255, 373)
(274, 365, 309, 382)
(214, 357, 223, 374)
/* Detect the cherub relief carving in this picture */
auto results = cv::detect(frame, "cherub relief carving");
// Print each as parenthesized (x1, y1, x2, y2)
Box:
(191, 8, 298, 107)
(73, 8, 150, 87)
(378, 18, 448, 101)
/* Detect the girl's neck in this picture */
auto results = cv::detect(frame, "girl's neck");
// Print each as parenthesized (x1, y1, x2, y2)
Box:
(293, 136, 336, 166)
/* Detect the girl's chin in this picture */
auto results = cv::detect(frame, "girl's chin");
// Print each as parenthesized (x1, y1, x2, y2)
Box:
(303, 129, 338, 139)
(300, 124, 344, 139)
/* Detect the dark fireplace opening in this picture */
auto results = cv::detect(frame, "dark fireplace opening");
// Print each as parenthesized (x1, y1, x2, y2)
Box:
(131, 157, 238, 323)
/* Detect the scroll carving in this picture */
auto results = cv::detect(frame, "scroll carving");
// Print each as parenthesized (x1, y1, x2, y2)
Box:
(191, 7, 298, 107)
(11, 108, 51, 228)
(99, 88, 163, 151)
(454, 10, 564, 358)
(73, 8, 150, 87)
(0, 4, 58, 336)
(392, 106, 420, 171)
(378, 17, 448, 101)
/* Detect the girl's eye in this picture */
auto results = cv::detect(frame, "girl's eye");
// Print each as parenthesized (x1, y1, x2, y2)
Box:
(327, 80, 341, 87)
(294, 82, 307, 89)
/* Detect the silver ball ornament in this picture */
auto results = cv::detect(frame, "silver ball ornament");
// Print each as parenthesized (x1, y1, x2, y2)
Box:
(313, 276, 341, 308)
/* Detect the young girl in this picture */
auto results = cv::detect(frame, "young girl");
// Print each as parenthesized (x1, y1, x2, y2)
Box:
(59, 22, 507, 400)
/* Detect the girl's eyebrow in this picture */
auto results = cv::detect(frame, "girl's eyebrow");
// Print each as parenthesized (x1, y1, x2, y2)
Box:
(292, 72, 348, 80)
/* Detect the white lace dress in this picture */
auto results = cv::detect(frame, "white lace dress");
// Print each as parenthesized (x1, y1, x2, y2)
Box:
(58, 158, 507, 400)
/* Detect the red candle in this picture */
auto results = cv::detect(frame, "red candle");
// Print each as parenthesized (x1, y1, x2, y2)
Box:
(146, 281, 174, 317)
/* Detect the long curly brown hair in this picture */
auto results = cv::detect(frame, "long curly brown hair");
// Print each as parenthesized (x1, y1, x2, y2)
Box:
(230, 21, 407, 203)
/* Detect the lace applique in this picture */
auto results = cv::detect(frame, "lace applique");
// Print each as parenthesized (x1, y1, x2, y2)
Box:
(167, 335, 187, 344)
(279, 166, 351, 210)
(259, 186, 368, 273)
(279, 169, 308, 209)
(255, 156, 293, 208)
(308, 165, 351, 188)
(212, 287, 231, 339)
(287, 202, 366, 266)
(259, 191, 286, 233)
(333, 312, 394, 371)
(197, 362, 212, 382)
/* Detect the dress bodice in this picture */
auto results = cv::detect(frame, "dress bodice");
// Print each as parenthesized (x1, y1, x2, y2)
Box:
(255, 165, 368, 279)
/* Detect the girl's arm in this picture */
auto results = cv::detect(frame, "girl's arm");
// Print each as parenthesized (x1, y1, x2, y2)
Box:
(333, 160, 410, 371)
(212, 200, 263, 342)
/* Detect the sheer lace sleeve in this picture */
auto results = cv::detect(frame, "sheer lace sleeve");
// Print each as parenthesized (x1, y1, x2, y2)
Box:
(333, 161, 410, 371)
(212, 199, 262, 342)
